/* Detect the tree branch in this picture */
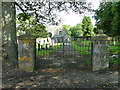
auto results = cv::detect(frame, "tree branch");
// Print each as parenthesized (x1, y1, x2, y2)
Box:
(15, 2, 25, 13)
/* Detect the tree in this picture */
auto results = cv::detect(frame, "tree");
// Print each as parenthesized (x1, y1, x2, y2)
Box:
(94, 2, 120, 36)
(69, 23, 83, 37)
(111, 2, 120, 36)
(70, 26, 77, 37)
(1, 1, 93, 68)
(82, 16, 94, 36)
(15, 1, 93, 37)
(30, 24, 48, 38)
(76, 23, 83, 36)
(94, 2, 113, 36)
(93, 27, 99, 34)
(17, 14, 48, 38)
(15, 1, 92, 25)
(63, 25, 71, 35)
(63, 23, 85, 37)
(2, 2, 18, 68)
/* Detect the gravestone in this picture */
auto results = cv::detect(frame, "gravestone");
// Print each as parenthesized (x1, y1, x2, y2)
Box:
(17, 34, 36, 72)
(92, 30, 111, 71)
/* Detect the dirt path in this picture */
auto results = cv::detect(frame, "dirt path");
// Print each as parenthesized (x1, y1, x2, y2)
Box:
(2, 43, 119, 88)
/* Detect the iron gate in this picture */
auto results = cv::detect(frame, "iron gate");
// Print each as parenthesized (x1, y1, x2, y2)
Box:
(36, 36, 92, 63)
(36, 37, 92, 67)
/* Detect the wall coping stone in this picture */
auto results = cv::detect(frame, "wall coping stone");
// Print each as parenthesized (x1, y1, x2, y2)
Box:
(92, 34, 111, 41)
(17, 34, 37, 40)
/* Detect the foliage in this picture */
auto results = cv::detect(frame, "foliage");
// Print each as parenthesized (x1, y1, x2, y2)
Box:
(70, 26, 79, 37)
(63, 23, 83, 36)
(94, 2, 120, 36)
(111, 2, 120, 36)
(93, 27, 99, 34)
(63, 16, 94, 37)
(16, 1, 93, 37)
(63, 25, 71, 35)
(69, 23, 83, 37)
(15, 1, 92, 25)
(75, 23, 84, 36)
(82, 16, 94, 36)
(17, 13, 48, 38)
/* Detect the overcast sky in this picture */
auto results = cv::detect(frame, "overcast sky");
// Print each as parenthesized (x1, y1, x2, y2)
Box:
(59, 0, 100, 26)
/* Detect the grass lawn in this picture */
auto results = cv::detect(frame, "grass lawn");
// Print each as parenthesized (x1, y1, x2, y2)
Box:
(71, 41, 91, 55)
(72, 40, 120, 65)
(109, 44, 120, 64)
(36, 43, 62, 56)
(109, 57, 120, 64)
(76, 40, 91, 46)
(110, 45, 120, 54)
(71, 41, 92, 65)
(110, 41, 120, 46)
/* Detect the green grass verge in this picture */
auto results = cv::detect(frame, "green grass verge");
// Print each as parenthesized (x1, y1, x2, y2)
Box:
(110, 41, 120, 46)
(71, 41, 91, 55)
(109, 42, 120, 64)
(76, 40, 91, 46)
(72, 41, 120, 65)
(109, 57, 120, 64)
(36, 43, 62, 56)
(110, 45, 120, 54)
(71, 41, 92, 65)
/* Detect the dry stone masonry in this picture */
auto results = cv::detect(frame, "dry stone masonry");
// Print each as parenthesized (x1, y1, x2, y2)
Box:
(92, 32, 111, 71)
(18, 34, 36, 72)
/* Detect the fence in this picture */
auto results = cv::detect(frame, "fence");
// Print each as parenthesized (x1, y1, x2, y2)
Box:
(36, 36, 93, 66)
(71, 36, 93, 65)
(36, 42, 63, 56)
(17, 34, 119, 72)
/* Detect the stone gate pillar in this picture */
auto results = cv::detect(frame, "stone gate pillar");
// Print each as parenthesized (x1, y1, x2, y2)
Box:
(17, 34, 36, 72)
(92, 30, 111, 71)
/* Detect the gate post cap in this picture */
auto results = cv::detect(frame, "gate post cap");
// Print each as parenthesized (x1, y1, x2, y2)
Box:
(91, 29, 112, 41)
(17, 34, 37, 40)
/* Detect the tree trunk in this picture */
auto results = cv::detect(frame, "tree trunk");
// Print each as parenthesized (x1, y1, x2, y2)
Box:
(0, 2, 2, 85)
(2, 2, 18, 68)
